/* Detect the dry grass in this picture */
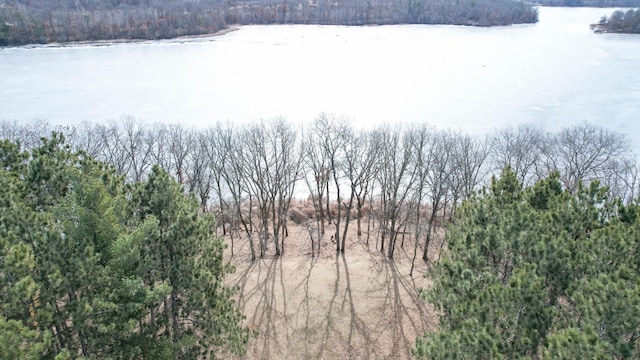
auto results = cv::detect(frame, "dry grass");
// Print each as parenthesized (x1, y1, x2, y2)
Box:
(223, 221, 442, 360)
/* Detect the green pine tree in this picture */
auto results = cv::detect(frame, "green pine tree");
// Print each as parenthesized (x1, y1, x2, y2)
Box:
(1, 135, 251, 359)
(415, 167, 640, 359)
(124, 165, 252, 359)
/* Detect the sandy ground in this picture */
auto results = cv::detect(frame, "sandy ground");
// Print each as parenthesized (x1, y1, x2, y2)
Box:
(223, 222, 441, 360)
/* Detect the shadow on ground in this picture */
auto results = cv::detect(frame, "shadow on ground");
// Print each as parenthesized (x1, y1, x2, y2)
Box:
(226, 225, 437, 360)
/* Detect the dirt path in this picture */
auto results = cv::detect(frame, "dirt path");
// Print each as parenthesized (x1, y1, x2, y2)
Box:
(224, 224, 438, 360)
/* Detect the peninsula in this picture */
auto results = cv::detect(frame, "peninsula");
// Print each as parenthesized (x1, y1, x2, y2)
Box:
(0, 0, 538, 46)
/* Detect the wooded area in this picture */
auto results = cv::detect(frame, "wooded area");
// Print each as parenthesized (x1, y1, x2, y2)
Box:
(415, 168, 640, 358)
(2, 116, 638, 264)
(593, 8, 640, 33)
(534, 0, 640, 7)
(2, 116, 639, 358)
(0, 0, 538, 46)
(0, 134, 252, 358)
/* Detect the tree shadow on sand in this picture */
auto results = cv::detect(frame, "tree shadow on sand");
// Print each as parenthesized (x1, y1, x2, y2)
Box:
(228, 240, 435, 360)
(233, 256, 285, 360)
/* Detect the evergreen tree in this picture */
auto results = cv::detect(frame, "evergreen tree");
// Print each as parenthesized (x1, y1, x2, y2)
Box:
(0, 135, 251, 359)
(124, 165, 252, 358)
(1, 134, 126, 357)
(415, 167, 640, 359)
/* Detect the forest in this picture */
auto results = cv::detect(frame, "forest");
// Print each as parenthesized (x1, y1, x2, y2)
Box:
(2, 116, 639, 263)
(593, 8, 640, 33)
(534, 0, 640, 6)
(0, 134, 252, 358)
(2, 116, 640, 358)
(0, 0, 538, 46)
(415, 168, 640, 358)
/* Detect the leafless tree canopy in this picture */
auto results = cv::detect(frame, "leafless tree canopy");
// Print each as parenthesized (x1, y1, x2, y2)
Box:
(2, 116, 637, 261)
(0, 0, 538, 46)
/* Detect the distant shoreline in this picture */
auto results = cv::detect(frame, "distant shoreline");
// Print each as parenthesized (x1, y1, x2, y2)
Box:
(0, 0, 539, 47)
(1, 26, 239, 50)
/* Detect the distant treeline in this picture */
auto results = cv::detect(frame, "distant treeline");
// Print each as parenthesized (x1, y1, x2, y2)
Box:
(593, 8, 640, 33)
(227, 0, 538, 27)
(0, 0, 229, 45)
(0, 0, 538, 46)
(533, 0, 640, 6)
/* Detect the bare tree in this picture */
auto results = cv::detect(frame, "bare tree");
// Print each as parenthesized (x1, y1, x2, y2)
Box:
(301, 123, 331, 242)
(166, 124, 195, 186)
(241, 119, 301, 256)
(339, 128, 378, 252)
(119, 117, 140, 180)
(407, 124, 434, 275)
(489, 124, 546, 187)
(313, 113, 350, 253)
(269, 119, 303, 255)
(205, 125, 234, 234)
(0, 119, 51, 150)
(148, 124, 173, 172)
(242, 123, 274, 257)
(68, 121, 103, 158)
(209, 123, 257, 260)
(421, 130, 455, 263)
(88, 116, 157, 182)
(604, 155, 639, 204)
(543, 123, 631, 193)
(448, 132, 490, 219)
(374, 125, 420, 259)
(189, 132, 217, 211)
(95, 121, 130, 177)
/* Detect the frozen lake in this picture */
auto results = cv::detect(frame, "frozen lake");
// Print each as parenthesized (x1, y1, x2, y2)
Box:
(1, 7, 639, 145)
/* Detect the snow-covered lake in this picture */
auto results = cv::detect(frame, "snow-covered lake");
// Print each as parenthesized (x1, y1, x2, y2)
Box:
(1, 7, 639, 145)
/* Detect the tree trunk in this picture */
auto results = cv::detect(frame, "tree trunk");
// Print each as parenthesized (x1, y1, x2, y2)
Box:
(356, 204, 363, 236)
(334, 172, 342, 252)
(340, 188, 356, 253)
(423, 197, 441, 262)
(366, 191, 374, 245)
(230, 229, 235, 257)
(218, 181, 226, 236)
(410, 201, 423, 277)
(317, 191, 325, 235)
(247, 233, 256, 262)
(272, 201, 281, 256)
(387, 216, 397, 259)
(422, 217, 435, 262)
(171, 292, 180, 342)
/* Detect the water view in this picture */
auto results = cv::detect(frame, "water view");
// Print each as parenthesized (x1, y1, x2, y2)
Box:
(1, 7, 639, 143)
(3, 3, 640, 359)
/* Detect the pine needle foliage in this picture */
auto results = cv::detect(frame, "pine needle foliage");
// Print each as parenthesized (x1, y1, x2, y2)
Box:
(0, 134, 251, 359)
(415, 167, 640, 359)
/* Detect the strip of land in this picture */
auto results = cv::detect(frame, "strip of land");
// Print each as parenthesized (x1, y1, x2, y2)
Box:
(0, 0, 538, 46)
